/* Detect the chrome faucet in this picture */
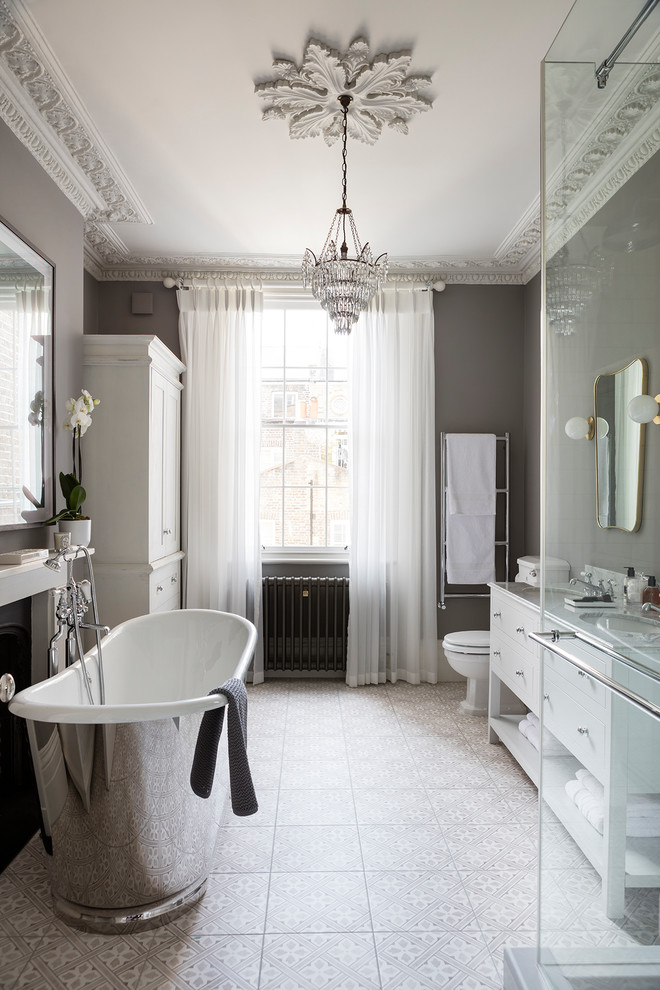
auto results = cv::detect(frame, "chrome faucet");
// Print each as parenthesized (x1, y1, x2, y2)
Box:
(569, 574, 603, 595)
(642, 602, 660, 615)
(43, 545, 107, 704)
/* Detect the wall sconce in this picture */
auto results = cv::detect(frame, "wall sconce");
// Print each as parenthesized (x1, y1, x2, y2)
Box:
(627, 393, 660, 425)
(565, 416, 609, 441)
(565, 416, 595, 440)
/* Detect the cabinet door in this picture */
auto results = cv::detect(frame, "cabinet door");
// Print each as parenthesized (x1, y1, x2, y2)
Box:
(162, 377, 180, 558)
(149, 369, 180, 561)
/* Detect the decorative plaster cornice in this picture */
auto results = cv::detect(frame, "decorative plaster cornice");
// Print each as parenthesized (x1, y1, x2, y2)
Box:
(0, 0, 152, 224)
(255, 36, 432, 145)
(544, 63, 660, 257)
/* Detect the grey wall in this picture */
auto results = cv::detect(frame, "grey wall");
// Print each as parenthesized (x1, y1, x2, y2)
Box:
(523, 273, 542, 555)
(0, 118, 85, 550)
(434, 284, 527, 647)
(86, 278, 180, 357)
(546, 152, 660, 579)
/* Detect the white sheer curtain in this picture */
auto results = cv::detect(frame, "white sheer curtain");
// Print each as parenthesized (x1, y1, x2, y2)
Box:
(347, 285, 437, 686)
(178, 280, 264, 682)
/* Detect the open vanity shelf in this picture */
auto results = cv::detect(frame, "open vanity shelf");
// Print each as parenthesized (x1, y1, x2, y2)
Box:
(488, 582, 660, 918)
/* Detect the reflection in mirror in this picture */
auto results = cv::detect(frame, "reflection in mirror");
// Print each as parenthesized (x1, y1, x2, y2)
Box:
(594, 357, 646, 532)
(0, 217, 53, 528)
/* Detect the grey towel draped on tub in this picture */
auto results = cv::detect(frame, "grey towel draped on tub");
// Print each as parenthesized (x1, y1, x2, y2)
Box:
(190, 677, 258, 816)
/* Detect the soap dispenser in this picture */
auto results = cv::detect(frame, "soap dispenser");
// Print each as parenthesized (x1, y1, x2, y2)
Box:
(642, 576, 660, 607)
(624, 567, 635, 605)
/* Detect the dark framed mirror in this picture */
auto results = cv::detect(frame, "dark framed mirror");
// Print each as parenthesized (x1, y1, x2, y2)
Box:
(0, 216, 53, 529)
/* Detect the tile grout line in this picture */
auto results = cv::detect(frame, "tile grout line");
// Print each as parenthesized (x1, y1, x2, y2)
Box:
(387, 684, 505, 979)
(340, 683, 386, 990)
(254, 682, 289, 989)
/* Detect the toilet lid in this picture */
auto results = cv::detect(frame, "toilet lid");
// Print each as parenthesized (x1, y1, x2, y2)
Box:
(442, 630, 490, 654)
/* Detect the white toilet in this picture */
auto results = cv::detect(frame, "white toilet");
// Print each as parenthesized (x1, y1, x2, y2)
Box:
(442, 630, 490, 715)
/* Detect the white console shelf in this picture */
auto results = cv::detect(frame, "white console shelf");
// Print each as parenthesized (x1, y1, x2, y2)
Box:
(489, 581, 660, 919)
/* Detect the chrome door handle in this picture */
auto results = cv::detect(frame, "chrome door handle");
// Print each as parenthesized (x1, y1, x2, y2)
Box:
(0, 672, 15, 703)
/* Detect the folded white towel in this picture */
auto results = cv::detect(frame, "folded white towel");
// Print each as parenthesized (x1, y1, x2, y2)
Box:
(446, 513, 496, 584)
(518, 717, 531, 739)
(446, 434, 497, 515)
(565, 773, 660, 836)
(526, 712, 540, 727)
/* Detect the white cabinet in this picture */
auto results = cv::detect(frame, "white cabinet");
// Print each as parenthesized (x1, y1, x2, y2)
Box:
(489, 583, 660, 919)
(82, 336, 185, 629)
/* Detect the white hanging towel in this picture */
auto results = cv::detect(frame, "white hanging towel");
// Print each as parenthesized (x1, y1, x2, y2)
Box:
(445, 433, 497, 584)
(446, 433, 497, 515)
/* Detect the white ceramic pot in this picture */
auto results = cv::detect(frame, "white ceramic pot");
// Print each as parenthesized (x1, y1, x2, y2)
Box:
(58, 518, 91, 548)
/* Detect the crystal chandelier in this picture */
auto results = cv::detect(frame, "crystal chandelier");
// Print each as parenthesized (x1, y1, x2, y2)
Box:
(546, 244, 612, 336)
(302, 94, 388, 334)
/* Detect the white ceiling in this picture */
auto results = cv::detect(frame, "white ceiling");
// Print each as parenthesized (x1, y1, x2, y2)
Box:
(1, 0, 637, 282)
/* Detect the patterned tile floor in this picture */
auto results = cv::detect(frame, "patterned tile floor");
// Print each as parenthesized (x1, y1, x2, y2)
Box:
(1, 679, 650, 989)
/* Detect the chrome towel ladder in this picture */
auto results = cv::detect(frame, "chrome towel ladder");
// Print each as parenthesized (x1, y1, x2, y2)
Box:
(438, 432, 510, 610)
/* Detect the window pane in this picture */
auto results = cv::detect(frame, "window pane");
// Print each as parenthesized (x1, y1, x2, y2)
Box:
(260, 426, 283, 477)
(328, 328, 350, 370)
(283, 427, 328, 486)
(260, 487, 282, 547)
(283, 486, 326, 547)
(328, 385, 349, 423)
(259, 303, 350, 551)
(285, 372, 326, 421)
(327, 428, 350, 472)
(285, 310, 328, 369)
(328, 485, 350, 547)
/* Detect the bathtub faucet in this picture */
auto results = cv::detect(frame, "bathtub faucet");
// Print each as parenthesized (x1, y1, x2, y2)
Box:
(44, 545, 107, 705)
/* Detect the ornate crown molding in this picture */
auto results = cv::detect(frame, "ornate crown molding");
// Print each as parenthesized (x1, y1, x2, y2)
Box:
(0, 0, 152, 224)
(255, 36, 433, 145)
(544, 62, 660, 257)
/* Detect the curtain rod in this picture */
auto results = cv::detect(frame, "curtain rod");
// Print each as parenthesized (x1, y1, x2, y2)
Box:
(163, 276, 446, 292)
(595, 0, 660, 88)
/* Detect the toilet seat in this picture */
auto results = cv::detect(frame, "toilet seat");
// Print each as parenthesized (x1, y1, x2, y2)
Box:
(441, 630, 490, 654)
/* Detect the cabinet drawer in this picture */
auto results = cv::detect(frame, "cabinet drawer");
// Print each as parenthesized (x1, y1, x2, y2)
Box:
(149, 560, 181, 609)
(491, 593, 539, 656)
(491, 635, 536, 709)
(543, 671, 606, 778)
(544, 649, 607, 713)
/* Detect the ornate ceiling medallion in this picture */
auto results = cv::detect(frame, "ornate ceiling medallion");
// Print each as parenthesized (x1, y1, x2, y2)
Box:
(255, 36, 433, 145)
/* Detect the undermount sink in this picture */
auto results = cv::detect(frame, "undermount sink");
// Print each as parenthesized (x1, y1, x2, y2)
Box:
(579, 611, 660, 643)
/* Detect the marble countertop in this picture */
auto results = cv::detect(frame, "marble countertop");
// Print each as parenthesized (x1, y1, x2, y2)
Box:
(490, 580, 660, 683)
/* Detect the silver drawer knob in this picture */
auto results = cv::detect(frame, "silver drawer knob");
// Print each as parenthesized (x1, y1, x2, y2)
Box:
(515, 669, 524, 677)
(577, 726, 589, 736)
(156, 584, 163, 592)
(0, 672, 16, 703)
(171, 575, 177, 584)
(577, 670, 588, 679)
(544, 693, 550, 701)
(163, 528, 172, 536)
(493, 650, 501, 657)
(493, 611, 502, 618)
(516, 626, 525, 634)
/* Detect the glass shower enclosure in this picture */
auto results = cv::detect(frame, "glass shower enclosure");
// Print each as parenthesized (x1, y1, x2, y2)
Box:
(536, 0, 660, 988)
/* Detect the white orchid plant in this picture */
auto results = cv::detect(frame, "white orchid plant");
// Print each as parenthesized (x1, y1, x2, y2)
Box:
(46, 389, 100, 523)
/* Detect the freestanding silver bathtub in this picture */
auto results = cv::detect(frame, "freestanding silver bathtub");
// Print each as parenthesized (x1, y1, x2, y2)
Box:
(9, 608, 257, 931)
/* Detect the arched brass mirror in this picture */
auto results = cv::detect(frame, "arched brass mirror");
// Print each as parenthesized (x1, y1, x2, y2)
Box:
(594, 357, 646, 532)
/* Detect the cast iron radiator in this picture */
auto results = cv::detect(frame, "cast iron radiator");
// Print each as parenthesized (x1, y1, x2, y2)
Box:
(262, 577, 349, 673)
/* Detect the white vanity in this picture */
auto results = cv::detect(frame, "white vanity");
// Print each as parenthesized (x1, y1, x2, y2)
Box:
(489, 581, 660, 918)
